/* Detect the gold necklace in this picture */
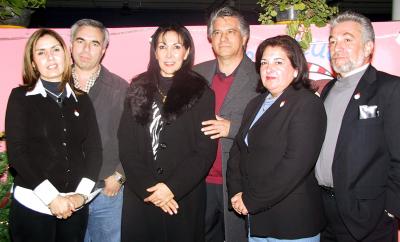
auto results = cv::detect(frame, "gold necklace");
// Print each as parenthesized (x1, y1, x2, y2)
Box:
(157, 85, 167, 103)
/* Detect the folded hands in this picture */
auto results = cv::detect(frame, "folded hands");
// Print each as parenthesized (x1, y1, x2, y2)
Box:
(144, 182, 179, 215)
(48, 194, 86, 219)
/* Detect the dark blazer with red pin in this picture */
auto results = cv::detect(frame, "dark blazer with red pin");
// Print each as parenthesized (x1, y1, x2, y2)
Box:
(6, 85, 102, 193)
(320, 65, 400, 240)
(227, 86, 327, 239)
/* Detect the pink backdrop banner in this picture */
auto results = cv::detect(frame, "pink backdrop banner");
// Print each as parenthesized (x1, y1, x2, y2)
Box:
(1, 22, 400, 131)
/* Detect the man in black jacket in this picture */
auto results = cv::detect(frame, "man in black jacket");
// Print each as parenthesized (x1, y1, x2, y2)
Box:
(70, 19, 128, 242)
(315, 11, 400, 242)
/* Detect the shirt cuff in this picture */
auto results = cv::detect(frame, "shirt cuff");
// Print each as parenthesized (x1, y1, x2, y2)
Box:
(115, 163, 125, 177)
(75, 178, 95, 196)
(33, 179, 59, 205)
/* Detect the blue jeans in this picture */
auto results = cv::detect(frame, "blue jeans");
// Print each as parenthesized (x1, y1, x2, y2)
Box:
(248, 215, 320, 242)
(249, 234, 320, 242)
(84, 186, 123, 242)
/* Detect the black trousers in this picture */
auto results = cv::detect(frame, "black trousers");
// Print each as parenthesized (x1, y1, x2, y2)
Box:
(320, 188, 398, 242)
(9, 199, 88, 242)
(205, 183, 225, 242)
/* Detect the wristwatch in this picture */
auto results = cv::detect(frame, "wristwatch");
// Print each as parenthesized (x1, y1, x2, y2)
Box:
(114, 171, 126, 185)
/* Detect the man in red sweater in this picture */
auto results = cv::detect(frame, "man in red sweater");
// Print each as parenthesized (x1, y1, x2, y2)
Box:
(194, 6, 259, 242)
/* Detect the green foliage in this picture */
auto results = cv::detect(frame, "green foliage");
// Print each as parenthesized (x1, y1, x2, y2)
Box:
(0, 0, 46, 20)
(0, 132, 12, 242)
(258, 0, 338, 50)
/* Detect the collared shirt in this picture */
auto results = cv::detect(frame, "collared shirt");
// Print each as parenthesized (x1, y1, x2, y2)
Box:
(245, 93, 278, 145)
(15, 79, 97, 215)
(26, 79, 77, 102)
(72, 66, 101, 93)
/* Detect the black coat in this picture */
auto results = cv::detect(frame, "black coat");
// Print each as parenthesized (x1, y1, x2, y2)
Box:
(227, 86, 327, 239)
(5, 85, 102, 193)
(321, 65, 400, 240)
(118, 71, 217, 242)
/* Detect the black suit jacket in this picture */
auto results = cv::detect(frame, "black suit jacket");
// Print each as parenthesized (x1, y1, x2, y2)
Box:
(227, 86, 327, 239)
(321, 65, 400, 240)
(5, 85, 102, 192)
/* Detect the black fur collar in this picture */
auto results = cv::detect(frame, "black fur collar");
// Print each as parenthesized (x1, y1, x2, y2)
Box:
(127, 71, 208, 125)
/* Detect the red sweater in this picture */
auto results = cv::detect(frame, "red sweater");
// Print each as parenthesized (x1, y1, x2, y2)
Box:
(206, 72, 234, 184)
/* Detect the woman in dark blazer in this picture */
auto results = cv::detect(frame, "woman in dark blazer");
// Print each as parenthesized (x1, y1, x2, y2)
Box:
(118, 23, 217, 242)
(5, 29, 102, 242)
(227, 35, 327, 241)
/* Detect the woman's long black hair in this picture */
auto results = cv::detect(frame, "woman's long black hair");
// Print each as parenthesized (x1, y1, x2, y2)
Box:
(130, 22, 195, 88)
(126, 23, 203, 124)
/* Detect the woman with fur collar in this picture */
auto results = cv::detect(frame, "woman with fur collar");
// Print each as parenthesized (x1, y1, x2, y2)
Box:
(118, 23, 217, 241)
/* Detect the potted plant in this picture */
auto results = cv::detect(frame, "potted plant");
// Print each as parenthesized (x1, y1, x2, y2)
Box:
(0, 132, 12, 242)
(0, 0, 46, 27)
(258, 0, 338, 50)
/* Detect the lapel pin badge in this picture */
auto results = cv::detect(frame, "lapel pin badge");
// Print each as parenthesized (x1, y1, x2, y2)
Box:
(74, 110, 80, 117)
(354, 92, 361, 100)
(280, 100, 286, 108)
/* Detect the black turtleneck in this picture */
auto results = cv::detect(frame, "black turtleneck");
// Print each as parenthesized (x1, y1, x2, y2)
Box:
(156, 75, 173, 104)
(41, 79, 67, 106)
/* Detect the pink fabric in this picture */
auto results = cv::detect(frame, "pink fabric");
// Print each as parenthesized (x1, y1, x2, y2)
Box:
(1, 22, 400, 131)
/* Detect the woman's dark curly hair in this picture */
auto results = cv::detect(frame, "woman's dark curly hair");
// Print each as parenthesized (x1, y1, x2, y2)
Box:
(255, 35, 314, 93)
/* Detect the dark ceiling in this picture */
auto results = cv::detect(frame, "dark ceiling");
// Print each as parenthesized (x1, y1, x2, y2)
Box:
(29, 0, 393, 28)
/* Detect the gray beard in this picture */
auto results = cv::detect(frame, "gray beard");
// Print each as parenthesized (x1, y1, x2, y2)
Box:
(332, 61, 353, 74)
(331, 53, 366, 76)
